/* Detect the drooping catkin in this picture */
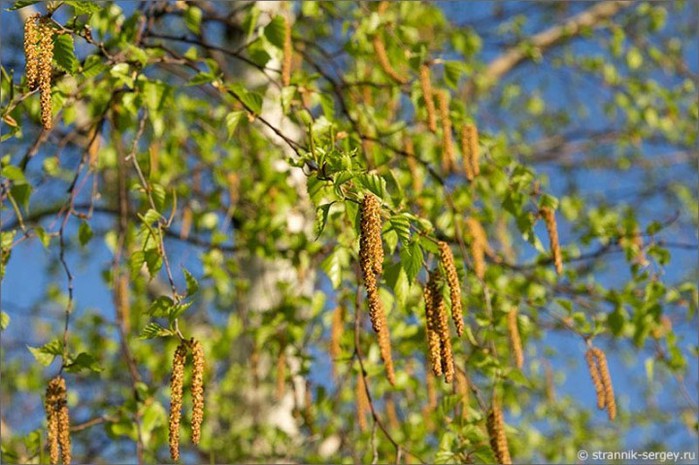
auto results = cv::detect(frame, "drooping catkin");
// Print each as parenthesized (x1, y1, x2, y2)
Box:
(45, 376, 64, 464)
(37, 17, 54, 130)
(487, 399, 512, 465)
(169, 342, 188, 461)
(378, 323, 396, 385)
(591, 347, 617, 421)
(385, 395, 400, 430)
(57, 389, 71, 465)
(359, 194, 395, 385)
(459, 125, 475, 181)
(372, 34, 407, 84)
(190, 339, 205, 445)
(426, 271, 455, 382)
(438, 241, 464, 337)
(419, 64, 437, 133)
(424, 279, 443, 377)
(467, 124, 480, 176)
(585, 348, 606, 410)
(507, 308, 524, 369)
(465, 217, 487, 280)
(455, 368, 470, 418)
(404, 136, 423, 193)
(436, 90, 455, 173)
(330, 306, 344, 378)
(180, 206, 193, 240)
(540, 207, 563, 275)
(356, 375, 370, 432)
(24, 14, 40, 90)
(281, 15, 292, 87)
(276, 348, 286, 401)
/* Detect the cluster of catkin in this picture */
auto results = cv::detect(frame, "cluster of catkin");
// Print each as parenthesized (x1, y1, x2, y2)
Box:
(169, 339, 206, 461)
(585, 346, 616, 421)
(24, 14, 54, 129)
(359, 194, 396, 385)
(419, 64, 437, 133)
(460, 124, 481, 181)
(45, 376, 71, 465)
(540, 207, 563, 275)
(486, 398, 512, 465)
(424, 270, 455, 383)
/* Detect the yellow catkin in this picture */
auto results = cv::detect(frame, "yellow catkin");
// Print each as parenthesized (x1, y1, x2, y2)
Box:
(377, 0, 390, 15)
(356, 375, 370, 432)
(585, 348, 606, 410)
(424, 279, 443, 377)
(330, 305, 344, 378)
(180, 206, 193, 240)
(468, 124, 480, 176)
(169, 342, 188, 461)
(45, 377, 63, 464)
(378, 323, 396, 385)
(276, 348, 286, 400)
(436, 90, 455, 173)
(428, 271, 454, 383)
(487, 399, 512, 465)
(631, 227, 649, 266)
(359, 194, 394, 384)
(426, 369, 438, 411)
(227, 172, 239, 208)
(57, 389, 71, 465)
(37, 17, 54, 130)
(372, 34, 407, 84)
(438, 241, 464, 337)
(419, 64, 437, 133)
(465, 217, 487, 280)
(24, 14, 40, 90)
(540, 207, 563, 275)
(116, 274, 131, 333)
(190, 339, 205, 445)
(455, 368, 469, 418)
(404, 136, 423, 193)
(281, 15, 292, 87)
(87, 126, 101, 170)
(507, 308, 524, 369)
(592, 347, 616, 421)
(385, 396, 400, 430)
(459, 125, 475, 181)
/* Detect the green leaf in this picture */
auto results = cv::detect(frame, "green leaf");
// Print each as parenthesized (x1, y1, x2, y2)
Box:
(314, 203, 333, 240)
(229, 84, 263, 115)
(82, 55, 108, 78)
(34, 226, 50, 248)
(2, 165, 27, 184)
(78, 221, 93, 246)
(7, 0, 40, 11)
(148, 296, 174, 317)
(389, 213, 412, 246)
(264, 15, 287, 49)
(321, 247, 349, 289)
(183, 268, 199, 296)
(53, 35, 79, 74)
(27, 346, 56, 366)
(384, 262, 409, 308)
(0, 311, 9, 330)
(169, 301, 193, 321)
(225, 111, 244, 140)
(65, 352, 102, 373)
(65, 0, 101, 14)
(139, 322, 174, 339)
(400, 240, 423, 283)
(184, 6, 202, 34)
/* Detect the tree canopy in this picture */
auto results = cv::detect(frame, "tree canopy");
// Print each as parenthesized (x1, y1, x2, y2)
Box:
(1, 1, 697, 464)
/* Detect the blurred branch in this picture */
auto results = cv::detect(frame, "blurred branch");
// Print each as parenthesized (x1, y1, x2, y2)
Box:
(471, 1, 632, 94)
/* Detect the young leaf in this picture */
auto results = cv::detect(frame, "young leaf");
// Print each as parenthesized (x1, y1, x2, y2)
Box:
(78, 221, 93, 246)
(139, 322, 174, 339)
(65, 352, 102, 373)
(183, 268, 199, 296)
(53, 35, 79, 74)
(27, 346, 56, 366)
